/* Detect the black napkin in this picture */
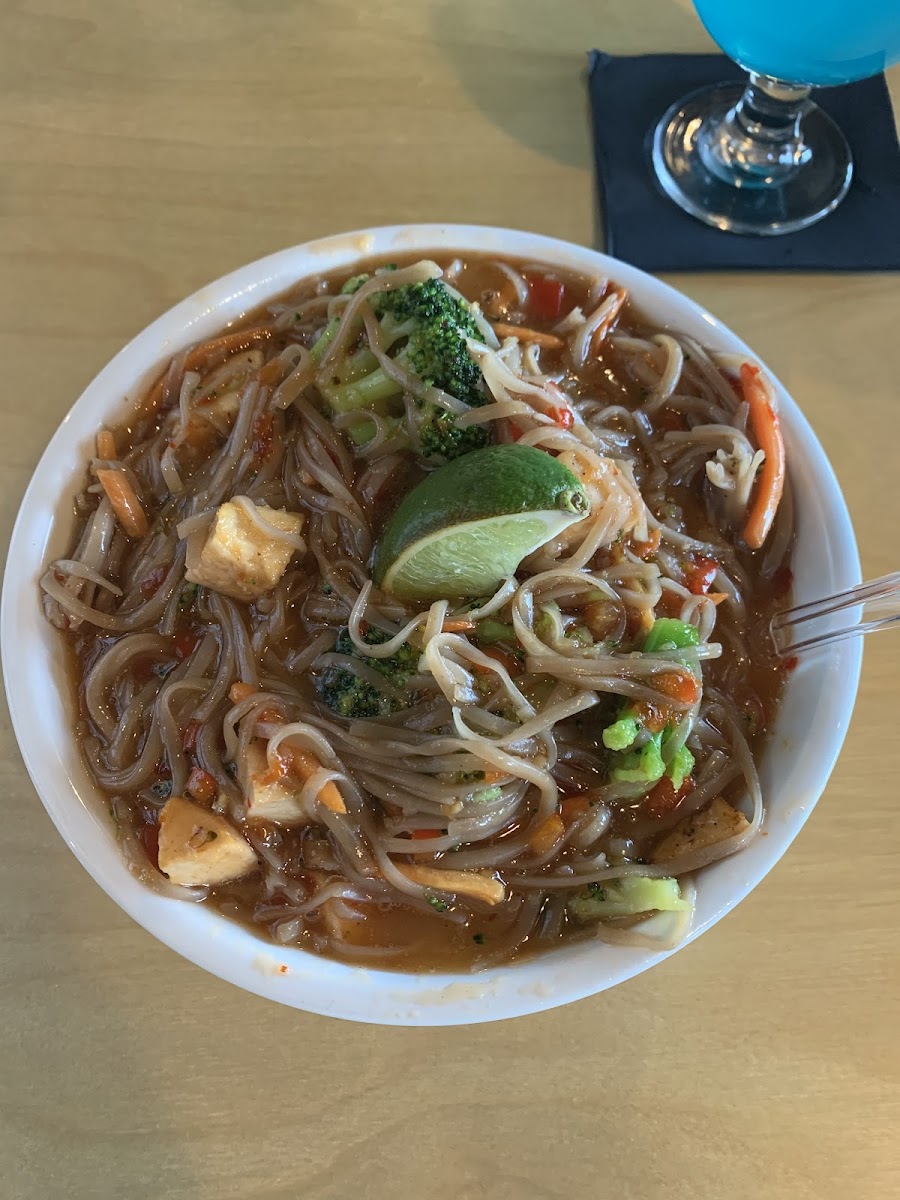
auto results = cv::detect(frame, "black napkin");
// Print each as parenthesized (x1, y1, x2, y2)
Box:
(588, 51, 900, 271)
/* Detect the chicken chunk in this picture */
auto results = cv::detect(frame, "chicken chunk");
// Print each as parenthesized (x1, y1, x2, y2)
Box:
(157, 795, 257, 886)
(395, 864, 506, 906)
(184, 498, 305, 602)
(242, 740, 313, 826)
(653, 796, 750, 864)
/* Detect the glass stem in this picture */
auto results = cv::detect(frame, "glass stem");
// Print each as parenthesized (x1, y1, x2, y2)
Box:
(698, 73, 814, 186)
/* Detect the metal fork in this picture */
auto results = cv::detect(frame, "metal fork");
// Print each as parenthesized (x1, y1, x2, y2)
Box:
(770, 571, 900, 657)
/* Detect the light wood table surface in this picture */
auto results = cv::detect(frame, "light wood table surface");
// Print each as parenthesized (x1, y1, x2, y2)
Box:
(1, 3, 898, 1198)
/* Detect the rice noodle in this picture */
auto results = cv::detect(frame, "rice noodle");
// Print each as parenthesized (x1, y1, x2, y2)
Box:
(42, 250, 792, 973)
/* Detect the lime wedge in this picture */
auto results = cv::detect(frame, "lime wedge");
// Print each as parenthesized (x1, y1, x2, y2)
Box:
(372, 445, 589, 602)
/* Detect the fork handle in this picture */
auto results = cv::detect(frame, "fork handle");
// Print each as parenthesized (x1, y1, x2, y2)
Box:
(770, 570, 900, 657)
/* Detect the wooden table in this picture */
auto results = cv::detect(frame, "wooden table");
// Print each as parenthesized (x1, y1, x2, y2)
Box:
(1, 3, 897, 1197)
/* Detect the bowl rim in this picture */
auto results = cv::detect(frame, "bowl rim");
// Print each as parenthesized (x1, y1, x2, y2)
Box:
(1, 223, 862, 1025)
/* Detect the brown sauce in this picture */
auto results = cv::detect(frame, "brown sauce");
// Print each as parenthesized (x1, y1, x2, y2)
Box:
(55, 251, 793, 971)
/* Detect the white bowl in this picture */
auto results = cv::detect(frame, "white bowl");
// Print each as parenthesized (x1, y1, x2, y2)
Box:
(1, 225, 861, 1025)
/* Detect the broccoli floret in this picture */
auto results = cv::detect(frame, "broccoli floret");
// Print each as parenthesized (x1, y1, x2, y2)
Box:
(667, 744, 695, 791)
(333, 626, 419, 687)
(568, 877, 691, 923)
(418, 405, 489, 461)
(318, 277, 490, 462)
(319, 672, 390, 719)
(341, 273, 370, 295)
(603, 709, 697, 791)
(310, 315, 340, 363)
(602, 712, 640, 751)
(611, 729, 666, 785)
(318, 626, 421, 719)
(373, 279, 484, 405)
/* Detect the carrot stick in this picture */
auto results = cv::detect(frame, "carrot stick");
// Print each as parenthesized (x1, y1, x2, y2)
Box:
(492, 323, 564, 350)
(289, 746, 346, 814)
(590, 288, 626, 353)
(96, 430, 117, 459)
(740, 363, 785, 550)
(528, 812, 565, 856)
(94, 468, 148, 538)
(441, 618, 476, 633)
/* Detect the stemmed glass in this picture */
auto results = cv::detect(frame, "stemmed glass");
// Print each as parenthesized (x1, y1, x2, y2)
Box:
(652, 0, 900, 235)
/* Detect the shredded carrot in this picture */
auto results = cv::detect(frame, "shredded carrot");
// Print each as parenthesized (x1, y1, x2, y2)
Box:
(551, 405, 573, 430)
(560, 796, 591, 825)
(472, 646, 520, 676)
(257, 750, 291, 787)
(396, 863, 506, 906)
(632, 697, 673, 734)
(654, 671, 701, 706)
(186, 767, 217, 805)
(583, 598, 620, 640)
(542, 381, 574, 430)
(144, 326, 273, 413)
(741, 363, 785, 550)
(492, 323, 564, 350)
(441, 618, 476, 633)
(684, 553, 719, 595)
(590, 288, 627, 354)
(230, 682, 284, 729)
(528, 813, 565, 856)
(480, 769, 505, 785)
(183, 326, 273, 373)
(628, 528, 661, 560)
(96, 430, 117, 459)
(258, 358, 283, 386)
(285, 746, 346, 814)
(95, 468, 149, 538)
(645, 775, 693, 819)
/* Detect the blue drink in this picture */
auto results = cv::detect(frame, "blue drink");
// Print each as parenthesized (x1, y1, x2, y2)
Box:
(694, 0, 900, 86)
(652, 0, 899, 234)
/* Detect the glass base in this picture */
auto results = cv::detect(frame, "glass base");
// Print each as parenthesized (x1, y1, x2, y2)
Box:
(652, 82, 853, 236)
